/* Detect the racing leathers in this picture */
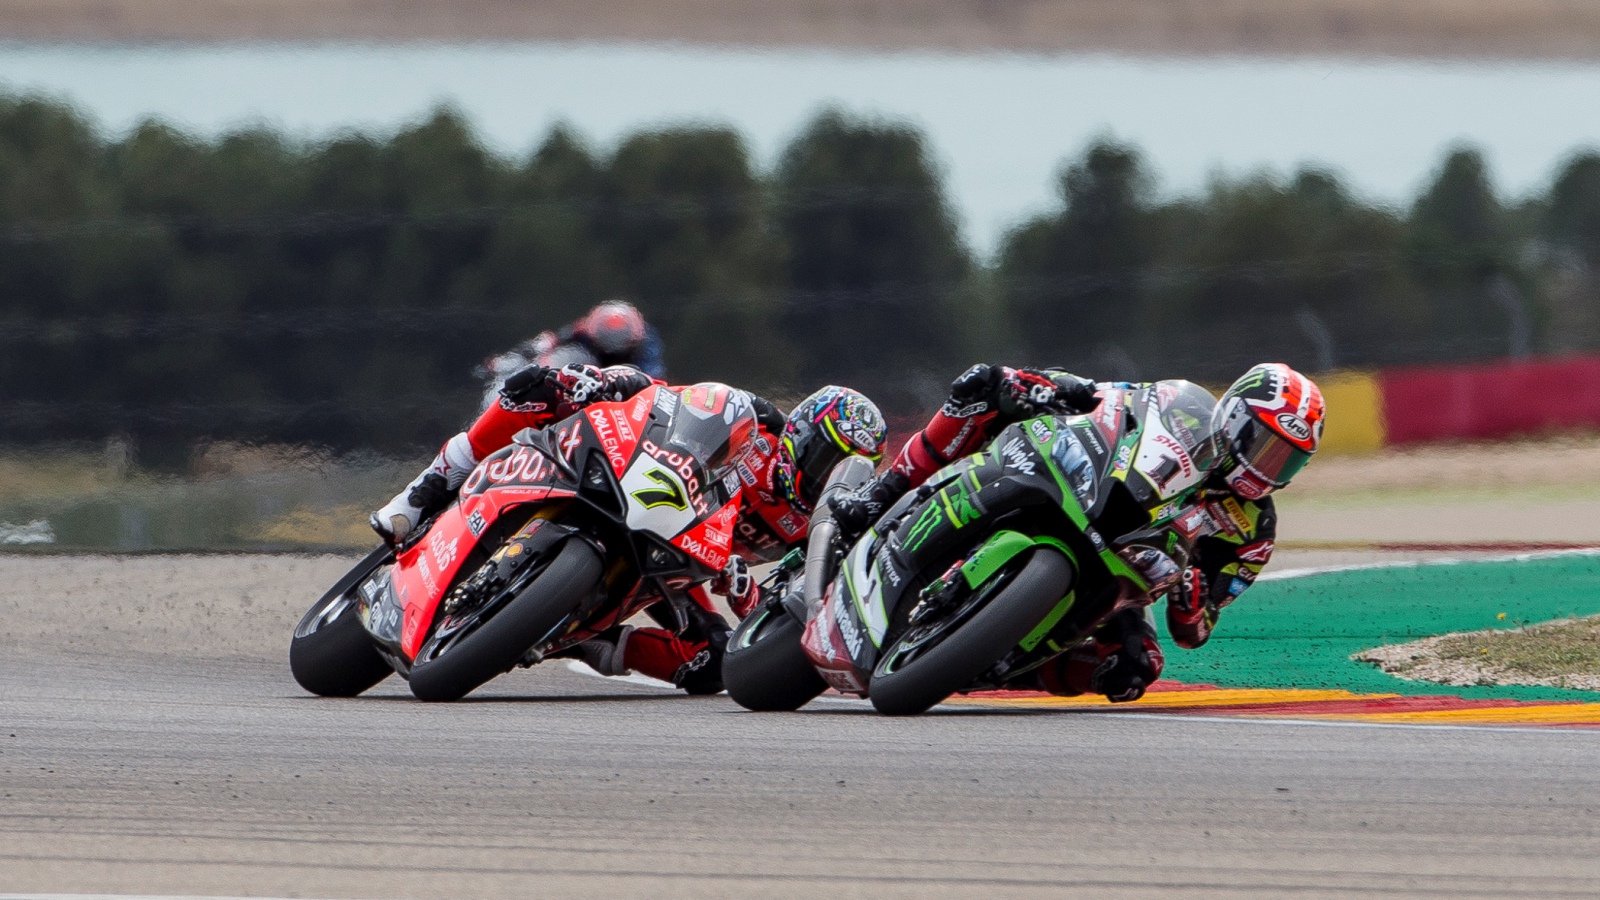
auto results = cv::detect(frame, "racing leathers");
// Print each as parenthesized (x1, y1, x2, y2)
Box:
(1019, 487, 1277, 702)
(374, 363, 815, 692)
(832, 363, 1277, 704)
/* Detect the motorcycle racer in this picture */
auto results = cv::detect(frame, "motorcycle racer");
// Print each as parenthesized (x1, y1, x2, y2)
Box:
(478, 301, 666, 408)
(372, 363, 886, 693)
(831, 362, 1323, 704)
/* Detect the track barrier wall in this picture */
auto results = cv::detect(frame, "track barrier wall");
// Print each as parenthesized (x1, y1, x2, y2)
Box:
(1313, 352, 1600, 454)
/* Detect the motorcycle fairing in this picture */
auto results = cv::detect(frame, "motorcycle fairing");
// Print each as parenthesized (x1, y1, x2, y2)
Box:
(802, 429, 1069, 692)
(361, 382, 747, 671)
(384, 449, 573, 661)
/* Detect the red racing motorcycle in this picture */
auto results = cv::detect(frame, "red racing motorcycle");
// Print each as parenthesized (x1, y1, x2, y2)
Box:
(290, 383, 757, 701)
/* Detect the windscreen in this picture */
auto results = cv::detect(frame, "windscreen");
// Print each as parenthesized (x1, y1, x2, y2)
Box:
(664, 383, 759, 480)
(1153, 381, 1222, 473)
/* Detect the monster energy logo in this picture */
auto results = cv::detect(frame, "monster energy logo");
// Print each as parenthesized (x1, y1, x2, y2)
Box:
(902, 481, 981, 554)
(631, 468, 688, 511)
(1232, 368, 1270, 392)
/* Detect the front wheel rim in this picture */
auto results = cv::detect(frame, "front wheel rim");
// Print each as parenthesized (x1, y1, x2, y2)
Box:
(294, 591, 354, 639)
(876, 568, 1016, 677)
(731, 604, 785, 653)
(415, 552, 556, 665)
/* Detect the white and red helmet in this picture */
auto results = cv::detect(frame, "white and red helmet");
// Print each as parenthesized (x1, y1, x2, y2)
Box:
(576, 301, 648, 356)
(1210, 363, 1325, 500)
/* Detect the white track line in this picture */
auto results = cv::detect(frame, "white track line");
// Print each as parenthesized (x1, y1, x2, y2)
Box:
(1259, 546, 1600, 582)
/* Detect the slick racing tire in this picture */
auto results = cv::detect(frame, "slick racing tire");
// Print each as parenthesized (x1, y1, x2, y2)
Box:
(869, 548, 1074, 717)
(408, 539, 603, 702)
(290, 545, 396, 697)
(723, 603, 827, 712)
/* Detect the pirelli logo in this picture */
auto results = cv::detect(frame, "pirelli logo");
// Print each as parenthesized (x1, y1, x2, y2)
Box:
(1219, 496, 1253, 534)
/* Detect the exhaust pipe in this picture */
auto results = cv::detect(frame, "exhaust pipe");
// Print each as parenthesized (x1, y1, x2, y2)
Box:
(802, 455, 876, 612)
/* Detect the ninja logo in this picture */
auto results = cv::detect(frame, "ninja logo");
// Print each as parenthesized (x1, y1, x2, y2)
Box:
(630, 468, 688, 511)
(1000, 438, 1037, 476)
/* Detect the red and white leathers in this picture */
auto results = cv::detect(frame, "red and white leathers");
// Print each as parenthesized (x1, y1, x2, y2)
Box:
(867, 363, 1279, 703)
(882, 363, 1097, 487)
(374, 363, 817, 689)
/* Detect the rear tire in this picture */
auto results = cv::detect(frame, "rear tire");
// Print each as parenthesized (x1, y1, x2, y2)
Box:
(869, 548, 1074, 716)
(723, 603, 827, 711)
(408, 539, 603, 702)
(290, 546, 395, 697)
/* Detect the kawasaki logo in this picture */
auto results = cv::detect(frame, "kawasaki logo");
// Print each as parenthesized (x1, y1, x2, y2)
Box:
(630, 468, 688, 511)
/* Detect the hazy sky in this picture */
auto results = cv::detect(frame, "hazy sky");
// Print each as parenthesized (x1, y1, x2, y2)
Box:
(2, 42, 1598, 255)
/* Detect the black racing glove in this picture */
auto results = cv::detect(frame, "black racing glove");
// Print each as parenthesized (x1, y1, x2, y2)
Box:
(1049, 373, 1100, 414)
(595, 365, 655, 401)
(1089, 610, 1164, 703)
(943, 363, 1003, 417)
(502, 363, 652, 413)
(500, 363, 565, 410)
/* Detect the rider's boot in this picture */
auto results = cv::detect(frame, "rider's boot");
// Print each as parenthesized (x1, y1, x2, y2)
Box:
(370, 433, 478, 543)
(577, 625, 635, 676)
(828, 469, 910, 542)
(675, 604, 732, 695)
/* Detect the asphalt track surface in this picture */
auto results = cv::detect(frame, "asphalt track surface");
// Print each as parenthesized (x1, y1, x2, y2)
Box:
(4, 554, 1600, 898)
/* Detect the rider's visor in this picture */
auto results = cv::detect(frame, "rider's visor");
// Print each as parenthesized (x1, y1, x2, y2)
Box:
(1231, 417, 1313, 488)
(787, 430, 851, 508)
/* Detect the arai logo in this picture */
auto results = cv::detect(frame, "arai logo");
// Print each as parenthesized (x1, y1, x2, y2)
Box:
(1276, 413, 1312, 442)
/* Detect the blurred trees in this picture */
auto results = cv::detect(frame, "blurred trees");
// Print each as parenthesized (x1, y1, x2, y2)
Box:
(1000, 140, 1152, 377)
(0, 91, 1597, 462)
(1538, 153, 1600, 352)
(774, 110, 967, 406)
(1402, 147, 1524, 361)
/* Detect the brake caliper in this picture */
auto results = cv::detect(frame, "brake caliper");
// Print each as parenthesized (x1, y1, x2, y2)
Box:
(909, 557, 969, 627)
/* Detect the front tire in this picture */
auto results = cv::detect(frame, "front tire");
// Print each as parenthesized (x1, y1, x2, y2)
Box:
(290, 546, 395, 697)
(723, 603, 827, 711)
(408, 539, 603, 702)
(869, 548, 1074, 716)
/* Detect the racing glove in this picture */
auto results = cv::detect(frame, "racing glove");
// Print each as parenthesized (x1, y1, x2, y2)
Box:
(712, 556, 760, 619)
(1089, 610, 1165, 703)
(1166, 567, 1219, 649)
(502, 363, 653, 416)
(944, 363, 1004, 417)
(830, 469, 911, 542)
(995, 367, 1062, 419)
(500, 363, 575, 412)
(1049, 373, 1100, 414)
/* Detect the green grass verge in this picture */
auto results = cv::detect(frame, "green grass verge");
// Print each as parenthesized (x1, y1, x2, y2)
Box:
(1156, 552, 1600, 701)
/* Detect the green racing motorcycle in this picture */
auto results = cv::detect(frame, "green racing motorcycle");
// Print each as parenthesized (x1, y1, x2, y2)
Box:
(723, 380, 1241, 715)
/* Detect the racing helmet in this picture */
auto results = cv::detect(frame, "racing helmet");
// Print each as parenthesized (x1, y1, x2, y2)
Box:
(576, 301, 648, 356)
(776, 386, 887, 511)
(1210, 363, 1325, 500)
